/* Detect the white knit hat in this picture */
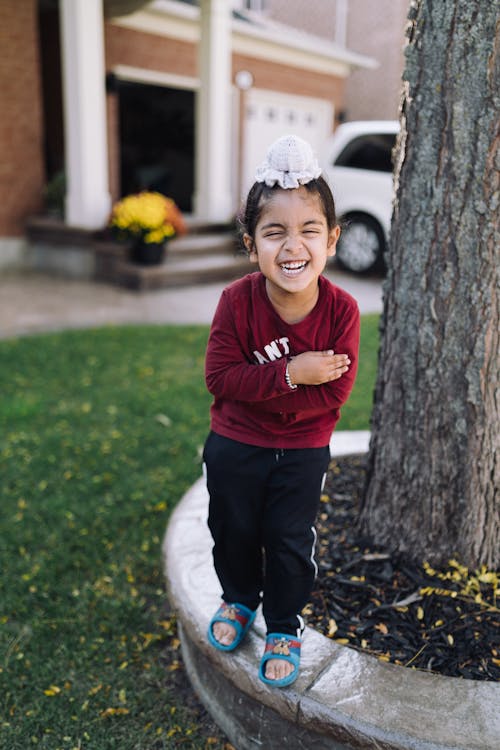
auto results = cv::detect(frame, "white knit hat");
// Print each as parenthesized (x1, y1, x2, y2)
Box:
(254, 134, 322, 189)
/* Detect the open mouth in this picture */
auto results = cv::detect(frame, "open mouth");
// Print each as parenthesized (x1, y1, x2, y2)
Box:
(279, 260, 308, 276)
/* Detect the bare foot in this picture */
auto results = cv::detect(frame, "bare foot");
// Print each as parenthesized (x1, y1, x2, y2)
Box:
(212, 620, 237, 647)
(265, 658, 294, 681)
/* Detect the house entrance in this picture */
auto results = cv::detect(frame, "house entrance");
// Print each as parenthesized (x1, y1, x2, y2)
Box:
(118, 81, 195, 213)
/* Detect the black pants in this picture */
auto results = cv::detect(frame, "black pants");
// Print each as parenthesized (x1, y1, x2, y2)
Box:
(203, 432, 330, 636)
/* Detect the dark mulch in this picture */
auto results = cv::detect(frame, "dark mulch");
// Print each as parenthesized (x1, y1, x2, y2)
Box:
(307, 455, 500, 682)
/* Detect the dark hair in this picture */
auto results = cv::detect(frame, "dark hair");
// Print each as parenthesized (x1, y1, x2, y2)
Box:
(238, 175, 338, 253)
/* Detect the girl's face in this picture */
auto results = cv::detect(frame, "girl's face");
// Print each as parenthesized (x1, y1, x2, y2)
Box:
(244, 187, 340, 298)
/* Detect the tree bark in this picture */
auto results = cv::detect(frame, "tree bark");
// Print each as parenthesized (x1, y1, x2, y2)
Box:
(359, 0, 499, 568)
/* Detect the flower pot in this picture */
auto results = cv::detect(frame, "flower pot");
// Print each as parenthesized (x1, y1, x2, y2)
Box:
(130, 240, 166, 266)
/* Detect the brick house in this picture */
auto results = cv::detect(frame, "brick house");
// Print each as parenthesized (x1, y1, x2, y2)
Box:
(1, 0, 377, 269)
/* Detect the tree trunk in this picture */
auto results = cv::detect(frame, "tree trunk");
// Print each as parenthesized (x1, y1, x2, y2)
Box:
(359, 0, 499, 568)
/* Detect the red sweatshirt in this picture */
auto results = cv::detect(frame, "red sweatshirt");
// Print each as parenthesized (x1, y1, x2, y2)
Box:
(205, 272, 360, 449)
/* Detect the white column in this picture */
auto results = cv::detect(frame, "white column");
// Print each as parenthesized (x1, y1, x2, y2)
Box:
(60, 0, 111, 228)
(194, 0, 233, 222)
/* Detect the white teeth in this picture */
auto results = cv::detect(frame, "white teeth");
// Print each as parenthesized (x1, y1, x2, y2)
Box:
(280, 261, 307, 274)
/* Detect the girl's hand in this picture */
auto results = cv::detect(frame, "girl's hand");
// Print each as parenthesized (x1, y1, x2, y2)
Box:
(287, 350, 350, 386)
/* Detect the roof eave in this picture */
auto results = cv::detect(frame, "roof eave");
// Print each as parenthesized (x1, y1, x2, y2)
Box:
(115, 0, 378, 75)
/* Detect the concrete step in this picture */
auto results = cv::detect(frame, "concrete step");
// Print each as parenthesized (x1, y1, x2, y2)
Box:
(168, 231, 240, 258)
(182, 217, 236, 235)
(26, 215, 251, 290)
(95, 245, 254, 290)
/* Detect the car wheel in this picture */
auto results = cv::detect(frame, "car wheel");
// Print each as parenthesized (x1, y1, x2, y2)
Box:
(336, 214, 385, 274)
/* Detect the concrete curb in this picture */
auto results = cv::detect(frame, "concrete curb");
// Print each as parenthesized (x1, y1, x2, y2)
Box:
(162, 432, 500, 750)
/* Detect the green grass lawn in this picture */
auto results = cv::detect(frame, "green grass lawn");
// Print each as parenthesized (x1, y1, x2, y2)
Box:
(0, 317, 378, 749)
(338, 313, 379, 431)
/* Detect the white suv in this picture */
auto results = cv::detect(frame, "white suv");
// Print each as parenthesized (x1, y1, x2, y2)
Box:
(322, 121, 399, 273)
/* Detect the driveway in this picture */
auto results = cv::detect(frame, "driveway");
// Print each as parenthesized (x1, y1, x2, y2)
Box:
(0, 267, 382, 339)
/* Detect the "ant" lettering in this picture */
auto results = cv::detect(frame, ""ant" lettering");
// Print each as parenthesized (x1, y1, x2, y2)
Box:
(253, 337, 290, 364)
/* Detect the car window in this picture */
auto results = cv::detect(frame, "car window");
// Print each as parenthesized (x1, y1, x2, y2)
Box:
(333, 133, 396, 172)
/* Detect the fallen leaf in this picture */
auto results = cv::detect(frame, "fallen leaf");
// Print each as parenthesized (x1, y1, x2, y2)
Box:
(155, 414, 172, 427)
(327, 618, 338, 637)
(100, 707, 130, 718)
(43, 685, 61, 697)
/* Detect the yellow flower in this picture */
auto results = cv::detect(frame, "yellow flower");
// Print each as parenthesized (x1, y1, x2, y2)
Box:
(109, 191, 186, 243)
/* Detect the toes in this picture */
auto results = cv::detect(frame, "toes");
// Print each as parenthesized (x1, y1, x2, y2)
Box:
(265, 660, 277, 680)
(212, 621, 236, 646)
(265, 658, 293, 681)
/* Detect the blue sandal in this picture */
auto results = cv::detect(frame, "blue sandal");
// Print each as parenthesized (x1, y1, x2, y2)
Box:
(259, 633, 302, 688)
(207, 601, 256, 652)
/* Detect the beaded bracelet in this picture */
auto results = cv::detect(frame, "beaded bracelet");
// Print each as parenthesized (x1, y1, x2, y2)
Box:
(285, 362, 298, 390)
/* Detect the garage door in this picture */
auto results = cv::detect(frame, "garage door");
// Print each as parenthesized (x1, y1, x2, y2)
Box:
(241, 89, 334, 197)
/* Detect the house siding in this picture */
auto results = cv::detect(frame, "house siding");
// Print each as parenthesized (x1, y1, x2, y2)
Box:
(104, 25, 344, 115)
(232, 53, 344, 116)
(0, 0, 45, 237)
(343, 0, 407, 121)
(105, 24, 198, 78)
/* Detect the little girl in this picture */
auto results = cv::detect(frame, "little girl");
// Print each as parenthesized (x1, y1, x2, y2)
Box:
(203, 134, 360, 688)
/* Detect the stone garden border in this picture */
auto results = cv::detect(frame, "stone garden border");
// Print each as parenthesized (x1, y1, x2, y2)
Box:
(163, 433, 499, 750)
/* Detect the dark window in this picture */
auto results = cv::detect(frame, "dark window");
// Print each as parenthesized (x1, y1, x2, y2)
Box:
(333, 133, 396, 172)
